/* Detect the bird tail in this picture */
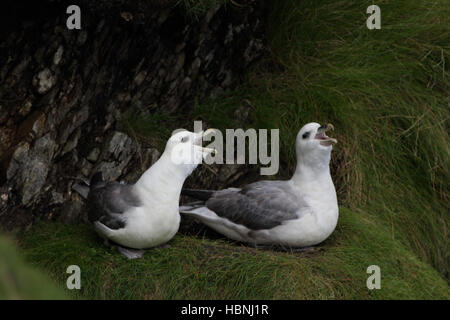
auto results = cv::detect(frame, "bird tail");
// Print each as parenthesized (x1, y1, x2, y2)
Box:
(94, 221, 115, 238)
(181, 188, 215, 201)
(72, 183, 89, 199)
(179, 201, 205, 213)
(90, 172, 104, 188)
(71, 172, 104, 199)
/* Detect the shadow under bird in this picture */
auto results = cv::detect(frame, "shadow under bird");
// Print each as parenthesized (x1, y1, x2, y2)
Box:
(180, 122, 339, 250)
(74, 129, 215, 259)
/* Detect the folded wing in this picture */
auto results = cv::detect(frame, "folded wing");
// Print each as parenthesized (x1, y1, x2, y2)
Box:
(205, 180, 308, 230)
(87, 182, 142, 230)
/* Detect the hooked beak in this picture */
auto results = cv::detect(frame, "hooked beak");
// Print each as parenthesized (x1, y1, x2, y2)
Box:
(315, 123, 337, 146)
(195, 129, 217, 156)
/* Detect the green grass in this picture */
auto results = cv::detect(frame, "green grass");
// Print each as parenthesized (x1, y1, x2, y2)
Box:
(185, 0, 450, 276)
(121, 108, 178, 151)
(17, 211, 448, 299)
(8, 0, 450, 299)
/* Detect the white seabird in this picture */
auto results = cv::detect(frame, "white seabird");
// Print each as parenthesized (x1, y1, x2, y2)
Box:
(80, 129, 215, 259)
(180, 122, 339, 249)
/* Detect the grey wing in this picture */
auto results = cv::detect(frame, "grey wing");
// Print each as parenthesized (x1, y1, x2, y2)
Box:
(206, 180, 308, 230)
(87, 182, 142, 230)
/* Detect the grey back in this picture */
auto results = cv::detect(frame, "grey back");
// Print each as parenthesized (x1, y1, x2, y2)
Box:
(87, 181, 142, 230)
(206, 180, 307, 230)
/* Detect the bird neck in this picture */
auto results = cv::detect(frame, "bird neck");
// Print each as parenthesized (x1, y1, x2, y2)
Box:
(291, 161, 337, 216)
(134, 153, 190, 200)
(290, 150, 338, 228)
(290, 153, 333, 190)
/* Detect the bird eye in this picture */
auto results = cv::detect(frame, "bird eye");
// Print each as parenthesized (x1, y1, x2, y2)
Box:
(302, 132, 310, 139)
(181, 136, 188, 143)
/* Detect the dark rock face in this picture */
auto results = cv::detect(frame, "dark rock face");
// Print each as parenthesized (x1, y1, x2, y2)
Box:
(6, 134, 57, 206)
(0, 0, 266, 228)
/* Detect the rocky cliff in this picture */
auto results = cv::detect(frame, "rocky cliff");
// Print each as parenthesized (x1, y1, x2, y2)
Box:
(0, 0, 266, 229)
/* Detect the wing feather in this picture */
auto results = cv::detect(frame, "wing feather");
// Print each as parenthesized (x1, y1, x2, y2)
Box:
(87, 182, 141, 230)
(206, 180, 308, 230)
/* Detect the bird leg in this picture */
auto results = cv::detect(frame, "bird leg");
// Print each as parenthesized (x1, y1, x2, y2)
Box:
(286, 246, 320, 254)
(246, 243, 274, 250)
(156, 243, 171, 249)
(115, 243, 172, 259)
(247, 242, 320, 253)
(103, 238, 112, 248)
(116, 246, 145, 259)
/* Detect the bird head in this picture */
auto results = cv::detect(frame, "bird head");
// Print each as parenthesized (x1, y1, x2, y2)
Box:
(295, 122, 337, 168)
(163, 129, 216, 175)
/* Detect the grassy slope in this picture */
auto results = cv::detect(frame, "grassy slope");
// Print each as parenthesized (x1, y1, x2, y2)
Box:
(193, 0, 449, 275)
(18, 214, 448, 299)
(11, 0, 449, 299)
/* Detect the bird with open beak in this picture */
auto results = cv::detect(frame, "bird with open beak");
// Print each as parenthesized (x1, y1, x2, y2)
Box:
(85, 129, 216, 259)
(181, 122, 339, 250)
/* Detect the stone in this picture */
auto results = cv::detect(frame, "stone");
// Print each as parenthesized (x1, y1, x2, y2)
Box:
(33, 134, 57, 160)
(0, 186, 10, 219)
(93, 131, 137, 181)
(80, 159, 93, 177)
(32, 113, 47, 137)
(6, 142, 30, 181)
(6, 134, 56, 205)
(62, 127, 81, 155)
(32, 68, 56, 94)
(18, 99, 33, 116)
(53, 45, 64, 65)
(59, 193, 86, 224)
(134, 71, 147, 86)
(189, 58, 202, 78)
(50, 191, 64, 205)
(20, 158, 50, 205)
(77, 30, 88, 45)
(87, 148, 101, 162)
